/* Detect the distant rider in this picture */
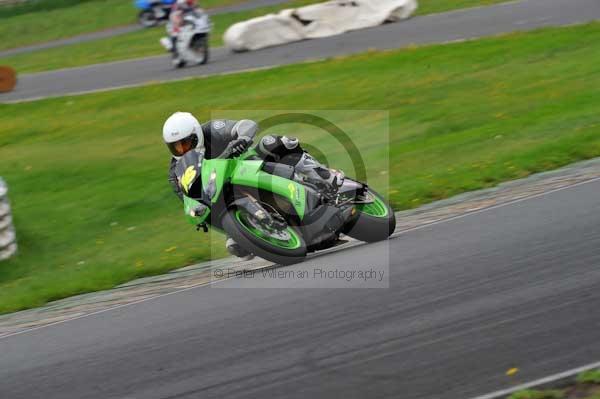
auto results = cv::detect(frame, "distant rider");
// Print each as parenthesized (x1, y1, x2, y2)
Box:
(169, 0, 200, 66)
(163, 111, 342, 258)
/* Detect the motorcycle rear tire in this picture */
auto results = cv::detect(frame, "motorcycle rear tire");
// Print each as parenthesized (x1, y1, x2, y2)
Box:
(343, 188, 396, 243)
(191, 35, 209, 65)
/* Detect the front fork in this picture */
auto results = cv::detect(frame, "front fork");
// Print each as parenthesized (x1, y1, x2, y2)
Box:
(231, 195, 287, 230)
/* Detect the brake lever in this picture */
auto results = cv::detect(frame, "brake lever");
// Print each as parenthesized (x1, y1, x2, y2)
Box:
(218, 142, 237, 159)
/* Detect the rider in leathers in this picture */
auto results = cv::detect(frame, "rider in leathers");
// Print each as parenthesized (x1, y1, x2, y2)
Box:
(169, 0, 199, 66)
(163, 112, 340, 259)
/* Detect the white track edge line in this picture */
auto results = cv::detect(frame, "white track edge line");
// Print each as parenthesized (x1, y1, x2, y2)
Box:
(468, 360, 600, 399)
(389, 175, 600, 237)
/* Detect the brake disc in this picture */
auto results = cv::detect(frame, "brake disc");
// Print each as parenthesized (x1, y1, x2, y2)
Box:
(244, 212, 291, 241)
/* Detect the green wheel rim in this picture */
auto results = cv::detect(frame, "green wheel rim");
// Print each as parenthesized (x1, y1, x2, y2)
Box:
(234, 210, 302, 250)
(357, 193, 389, 218)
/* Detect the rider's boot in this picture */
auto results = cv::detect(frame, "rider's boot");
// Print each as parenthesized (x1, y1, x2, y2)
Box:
(170, 36, 184, 67)
(294, 153, 344, 194)
(169, 36, 178, 53)
(226, 237, 255, 260)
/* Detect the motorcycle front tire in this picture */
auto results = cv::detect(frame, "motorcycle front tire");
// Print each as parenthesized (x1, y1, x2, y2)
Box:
(138, 10, 158, 27)
(221, 208, 307, 265)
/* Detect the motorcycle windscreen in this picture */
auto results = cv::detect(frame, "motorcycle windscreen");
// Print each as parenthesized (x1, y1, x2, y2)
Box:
(175, 150, 204, 199)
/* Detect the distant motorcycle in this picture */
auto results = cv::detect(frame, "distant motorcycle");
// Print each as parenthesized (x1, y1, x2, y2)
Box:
(160, 10, 212, 68)
(134, 0, 176, 27)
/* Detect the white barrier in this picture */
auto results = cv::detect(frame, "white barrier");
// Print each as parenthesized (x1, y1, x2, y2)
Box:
(224, 0, 418, 52)
(0, 178, 17, 261)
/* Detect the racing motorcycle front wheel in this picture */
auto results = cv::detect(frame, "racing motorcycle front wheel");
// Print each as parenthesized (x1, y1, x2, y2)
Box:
(138, 10, 158, 27)
(343, 188, 396, 242)
(221, 206, 307, 265)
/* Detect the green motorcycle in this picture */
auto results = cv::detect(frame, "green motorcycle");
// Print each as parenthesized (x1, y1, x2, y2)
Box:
(175, 144, 396, 265)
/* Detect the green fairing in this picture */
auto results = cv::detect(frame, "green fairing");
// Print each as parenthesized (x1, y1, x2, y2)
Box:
(201, 159, 232, 204)
(182, 157, 306, 222)
(230, 160, 306, 219)
(183, 195, 210, 225)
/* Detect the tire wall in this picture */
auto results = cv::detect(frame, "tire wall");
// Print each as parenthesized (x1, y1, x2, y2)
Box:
(0, 178, 17, 261)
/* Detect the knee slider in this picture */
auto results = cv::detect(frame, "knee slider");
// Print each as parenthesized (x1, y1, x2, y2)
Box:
(281, 136, 299, 150)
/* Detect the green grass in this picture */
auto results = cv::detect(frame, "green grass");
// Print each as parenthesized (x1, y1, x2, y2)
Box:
(0, 0, 135, 51)
(0, 0, 511, 73)
(1, 22, 600, 314)
(509, 370, 600, 399)
(416, 0, 510, 15)
(0, 0, 254, 52)
(508, 390, 565, 399)
(0, 0, 99, 17)
(579, 370, 600, 385)
(510, 390, 600, 399)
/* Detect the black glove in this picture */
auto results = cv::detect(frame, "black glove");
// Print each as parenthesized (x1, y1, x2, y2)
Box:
(191, 204, 208, 217)
(230, 136, 252, 156)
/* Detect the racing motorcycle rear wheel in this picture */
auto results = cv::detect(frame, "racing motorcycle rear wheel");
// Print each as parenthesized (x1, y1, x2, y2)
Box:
(343, 189, 396, 242)
(190, 34, 209, 65)
(222, 205, 307, 265)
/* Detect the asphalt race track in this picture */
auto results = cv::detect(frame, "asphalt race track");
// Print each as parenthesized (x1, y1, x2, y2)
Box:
(1, 177, 599, 399)
(2, 0, 600, 102)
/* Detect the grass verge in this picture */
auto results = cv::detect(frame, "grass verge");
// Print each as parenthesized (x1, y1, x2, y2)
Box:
(508, 370, 600, 399)
(1, 22, 599, 313)
(0, 0, 511, 73)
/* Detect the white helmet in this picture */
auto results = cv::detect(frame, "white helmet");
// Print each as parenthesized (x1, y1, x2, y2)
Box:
(162, 111, 204, 157)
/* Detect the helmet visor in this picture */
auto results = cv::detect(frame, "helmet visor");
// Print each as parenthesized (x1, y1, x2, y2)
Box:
(167, 136, 195, 157)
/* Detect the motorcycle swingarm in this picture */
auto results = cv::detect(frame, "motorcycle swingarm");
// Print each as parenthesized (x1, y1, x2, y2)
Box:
(300, 204, 353, 249)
